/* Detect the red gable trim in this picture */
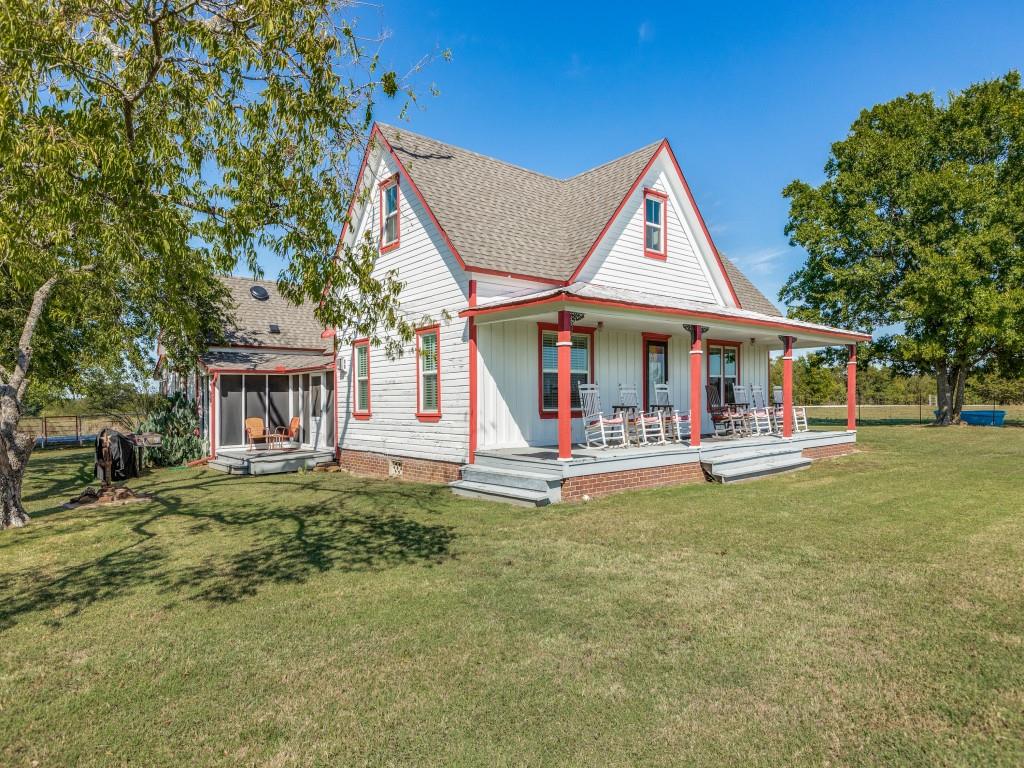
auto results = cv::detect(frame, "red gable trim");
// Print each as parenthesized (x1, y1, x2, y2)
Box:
(661, 141, 741, 308)
(460, 292, 871, 342)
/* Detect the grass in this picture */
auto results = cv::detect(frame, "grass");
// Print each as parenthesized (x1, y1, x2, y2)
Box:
(2, 427, 1022, 767)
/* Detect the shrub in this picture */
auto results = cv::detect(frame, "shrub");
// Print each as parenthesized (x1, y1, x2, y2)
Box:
(138, 393, 204, 466)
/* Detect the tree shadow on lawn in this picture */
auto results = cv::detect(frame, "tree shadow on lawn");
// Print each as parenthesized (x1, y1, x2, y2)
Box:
(0, 473, 457, 632)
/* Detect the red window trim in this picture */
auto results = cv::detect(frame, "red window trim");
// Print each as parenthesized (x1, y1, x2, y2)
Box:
(537, 322, 596, 419)
(643, 187, 668, 260)
(379, 173, 400, 254)
(705, 338, 742, 400)
(352, 339, 371, 419)
(415, 325, 442, 422)
(641, 332, 672, 410)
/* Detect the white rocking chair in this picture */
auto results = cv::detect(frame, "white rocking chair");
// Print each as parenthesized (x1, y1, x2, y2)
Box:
(771, 385, 809, 433)
(654, 382, 691, 442)
(617, 384, 642, 442)
(747, 384, 774, 435)
(578, 383, 627, 449)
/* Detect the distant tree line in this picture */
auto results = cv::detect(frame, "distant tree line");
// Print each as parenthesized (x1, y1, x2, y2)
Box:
(770, 355, 1024, 406)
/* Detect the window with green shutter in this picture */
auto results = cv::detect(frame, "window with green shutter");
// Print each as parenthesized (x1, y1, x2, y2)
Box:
(353, 341, 371, 417)
(417, 327, 440, 419)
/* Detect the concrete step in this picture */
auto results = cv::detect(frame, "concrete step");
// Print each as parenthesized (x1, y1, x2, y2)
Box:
(700, 444, 804, 474)
(449, 480, 553, 507)
(208, 460, 248, 475)
(460, 465, 562, 493)
(706, 455, 812, 484)
(472, 451, 564, 477)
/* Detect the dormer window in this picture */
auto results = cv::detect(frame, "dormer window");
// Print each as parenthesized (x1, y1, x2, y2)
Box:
(643, 188, 667, 259)
(380, 174, 400, 252)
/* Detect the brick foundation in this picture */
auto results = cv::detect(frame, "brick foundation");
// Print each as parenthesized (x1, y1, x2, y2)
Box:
(338, 449, 461, 484)
(801, 443, 857, 460)
(561, 462, 706, 502)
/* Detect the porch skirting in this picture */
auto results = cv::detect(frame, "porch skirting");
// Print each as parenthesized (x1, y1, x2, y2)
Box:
(561, 462, 705, 502)
(339, 449, 461, 484)
(801, 442, 857, 460)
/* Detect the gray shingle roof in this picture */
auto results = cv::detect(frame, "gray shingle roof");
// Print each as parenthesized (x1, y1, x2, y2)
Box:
(200, 348, 333, 372)
(376, 125, 779, 314)
(717, 255, 782, 316)
(377, 124, 661, 281)
(218, 276, 328, 350)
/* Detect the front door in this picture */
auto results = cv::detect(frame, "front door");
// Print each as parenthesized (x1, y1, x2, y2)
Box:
(309, 374, 323, 449)
(644, 339, 668, 410)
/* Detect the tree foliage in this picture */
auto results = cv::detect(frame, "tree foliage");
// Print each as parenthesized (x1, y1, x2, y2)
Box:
(781, 72, 1024, 424)
(138, 392, 203, 466)
(0, 0, 437, 527)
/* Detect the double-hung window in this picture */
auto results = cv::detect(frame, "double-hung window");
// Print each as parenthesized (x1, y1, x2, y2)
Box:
(380, 175, 400, 252)
(539, 326, 592, 416)
(707, 342, 740, 405)
(416, 326, 441, 420)
(643, 189, 667, 259)
(353, 340, 371, 418)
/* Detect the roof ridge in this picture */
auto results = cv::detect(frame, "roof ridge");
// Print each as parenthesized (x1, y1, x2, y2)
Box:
(563, 139, 664, 181)
(377, 123, 663, 184)
(377, 123, 560, 183)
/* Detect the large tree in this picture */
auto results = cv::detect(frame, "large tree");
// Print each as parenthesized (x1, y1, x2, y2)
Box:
(1, 0, 435, 527)
(781, 72, 1024, 424)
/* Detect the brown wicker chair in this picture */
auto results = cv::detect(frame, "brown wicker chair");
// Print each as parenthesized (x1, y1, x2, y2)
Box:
(244, 417, 273, 450)
(275, 416, 301, 446)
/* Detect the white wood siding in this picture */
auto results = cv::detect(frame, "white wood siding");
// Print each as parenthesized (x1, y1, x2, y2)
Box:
(336, 151, 471, 464)
(575, 154, 734, 307)
(476, 324, 770, 448)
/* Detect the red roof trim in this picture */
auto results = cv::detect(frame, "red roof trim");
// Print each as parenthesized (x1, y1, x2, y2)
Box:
(460, 292, 871, 342)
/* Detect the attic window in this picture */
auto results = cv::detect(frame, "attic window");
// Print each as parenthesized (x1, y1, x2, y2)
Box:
(643, 188, 667, 259)
(269, 324, 281, 334)
(379, 174, 400, 252)
(249, 285, 270, 301)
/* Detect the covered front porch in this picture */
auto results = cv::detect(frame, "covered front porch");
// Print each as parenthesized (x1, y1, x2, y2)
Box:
(456, 282, 868, 504)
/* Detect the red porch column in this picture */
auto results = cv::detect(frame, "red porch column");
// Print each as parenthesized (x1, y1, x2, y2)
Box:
(688, 325, 703, 447)
(467, 279, 478, 464)
(781, 335, 795, 438)
(557, 309, 573, 460)
(846, 343, 857, 432)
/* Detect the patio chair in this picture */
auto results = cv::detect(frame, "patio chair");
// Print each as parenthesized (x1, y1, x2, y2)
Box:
(617, 384, 642, 441)
(654, 382, 691, 442)
(731, 383, 754, 436)
(579, 383, 628, 449)
(635, 410, 667, 446)
(705, 384, 741, 437)
(770, 385, 809, 433)
(747, 384, 774, 435)
(275, 416, 301, 447)
(244, 417, 273, 450)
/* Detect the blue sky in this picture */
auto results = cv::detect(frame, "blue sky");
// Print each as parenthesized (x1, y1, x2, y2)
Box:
(285, 0, 1023, 309)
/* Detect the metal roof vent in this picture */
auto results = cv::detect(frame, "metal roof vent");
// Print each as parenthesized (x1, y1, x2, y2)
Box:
(269, 324, 281, 334)
(249, 285, 270, 301)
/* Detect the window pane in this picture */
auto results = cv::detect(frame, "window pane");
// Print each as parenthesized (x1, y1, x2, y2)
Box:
(708, 348, 722, 377)
(356, 346, 368, 378)
(645, 197, 661, 225)
(542, 372, 558, 411)
(420, 331, 438, 371)
(385, 184, 398, 214)
(422, 373, 438, 412)
(541, 331, 558, 371)
(357, 380, 368, 411)
(646, 224, 662, 252)
(570, 334, 589, 372)
(724, 348, 737, 377)
(570, 372, 587, 409)
(384, 213, 398, 244)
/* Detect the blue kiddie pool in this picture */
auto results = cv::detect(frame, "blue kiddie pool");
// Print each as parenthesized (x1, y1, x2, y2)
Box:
(957, 410, 1006, 426)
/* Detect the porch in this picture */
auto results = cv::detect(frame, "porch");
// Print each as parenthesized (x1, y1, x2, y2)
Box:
(209, 446, 336, 476)
(451, 429, 855, 506)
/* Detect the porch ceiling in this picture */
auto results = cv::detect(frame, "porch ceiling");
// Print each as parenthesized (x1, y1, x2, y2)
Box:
(464, 282, 870, 349)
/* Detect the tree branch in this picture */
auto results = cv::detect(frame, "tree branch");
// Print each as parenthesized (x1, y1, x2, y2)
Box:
(11, 266, 96, 398)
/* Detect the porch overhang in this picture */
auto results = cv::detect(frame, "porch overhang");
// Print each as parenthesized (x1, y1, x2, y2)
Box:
(460, 282, 870, 348)
(199, 348, 335, 374)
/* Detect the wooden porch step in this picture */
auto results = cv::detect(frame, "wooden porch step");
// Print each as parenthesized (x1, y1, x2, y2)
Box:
(449, 479, 554, 507)
(704, 454, 812, 483)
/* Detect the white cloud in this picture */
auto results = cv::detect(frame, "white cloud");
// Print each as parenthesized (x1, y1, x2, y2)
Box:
(729, 247, 789, 276)
(638, 21, 654, 43)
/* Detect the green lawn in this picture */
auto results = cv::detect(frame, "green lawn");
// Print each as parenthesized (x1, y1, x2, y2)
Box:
(2, 427, 1022, 767)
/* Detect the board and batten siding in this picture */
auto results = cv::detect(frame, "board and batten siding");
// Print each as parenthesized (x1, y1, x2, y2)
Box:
(575, 157, 730, 307)
(476, 321, 771, 449)
(336, 150, 471, 464)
